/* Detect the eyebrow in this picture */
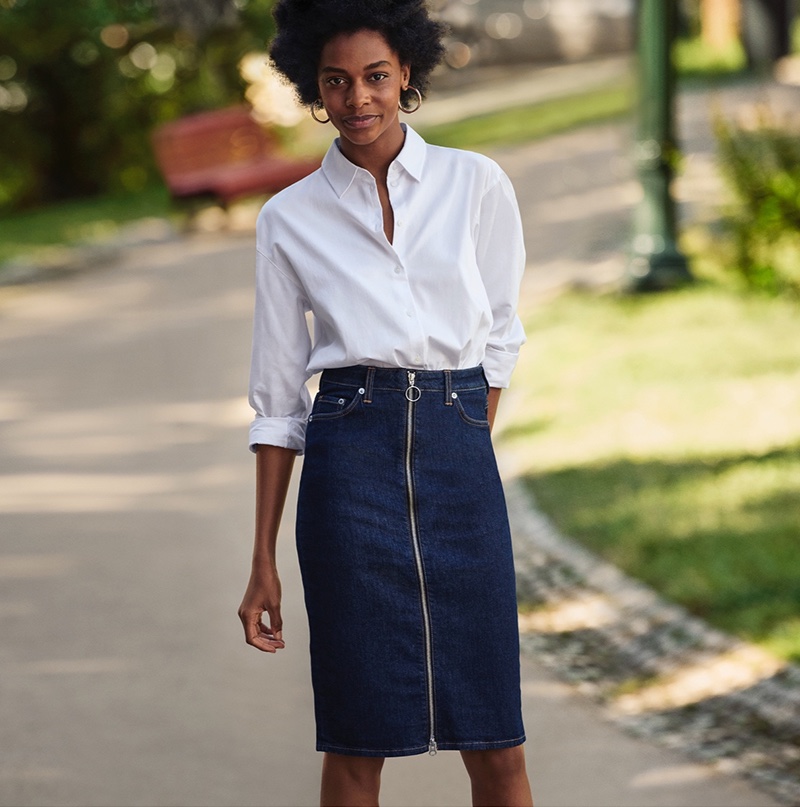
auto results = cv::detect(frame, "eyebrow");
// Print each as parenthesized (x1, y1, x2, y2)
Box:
(320, 60, 392, 74)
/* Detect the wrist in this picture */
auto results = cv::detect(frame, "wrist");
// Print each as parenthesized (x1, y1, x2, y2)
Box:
(251, 555, 277, 573)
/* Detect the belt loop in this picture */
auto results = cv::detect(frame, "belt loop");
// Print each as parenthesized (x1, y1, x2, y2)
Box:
(444, 369, 453, 405)
(364, 366, 375, 404)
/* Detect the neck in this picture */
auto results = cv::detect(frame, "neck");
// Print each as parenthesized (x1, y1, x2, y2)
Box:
(338, 121, 406, 181)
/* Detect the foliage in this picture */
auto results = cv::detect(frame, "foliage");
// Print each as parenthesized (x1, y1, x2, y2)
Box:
(715, 111, 800, 297)
(0, 0, 275, 211)
(502, 286, 800, 662)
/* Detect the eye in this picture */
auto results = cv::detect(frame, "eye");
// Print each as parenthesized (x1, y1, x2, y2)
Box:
(325, 76, 346, 86)
(369, 72, 389, 82)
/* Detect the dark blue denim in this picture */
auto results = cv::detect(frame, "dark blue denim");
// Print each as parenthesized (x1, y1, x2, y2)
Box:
(296, 366, 525, 757)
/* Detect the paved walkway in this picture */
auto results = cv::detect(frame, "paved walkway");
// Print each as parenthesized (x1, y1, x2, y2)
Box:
(0, 232, 776, 807)
(2, 59, 797, 807)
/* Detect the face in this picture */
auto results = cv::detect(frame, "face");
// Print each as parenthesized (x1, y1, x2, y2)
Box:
(317, 29, 411, 155)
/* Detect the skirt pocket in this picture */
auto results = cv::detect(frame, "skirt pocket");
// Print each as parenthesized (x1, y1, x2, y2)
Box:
(308, 388, 363, 421)
(453, 389, 490, 428)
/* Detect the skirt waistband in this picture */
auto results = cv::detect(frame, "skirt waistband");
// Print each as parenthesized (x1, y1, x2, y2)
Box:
(319, 365, 488, 393)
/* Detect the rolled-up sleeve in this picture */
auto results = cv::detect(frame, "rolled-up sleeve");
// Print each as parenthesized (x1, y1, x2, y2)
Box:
(248, 247, 312, 453)
(475, 169, 527, 388)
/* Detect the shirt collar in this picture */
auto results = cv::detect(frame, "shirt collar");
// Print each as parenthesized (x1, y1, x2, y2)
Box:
(321, 124, 427, 198)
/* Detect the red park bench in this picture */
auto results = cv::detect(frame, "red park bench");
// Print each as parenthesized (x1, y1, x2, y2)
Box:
(151, 106, 320, 206)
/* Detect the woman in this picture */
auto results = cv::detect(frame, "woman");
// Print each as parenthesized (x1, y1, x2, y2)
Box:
(238, 1, 532, 804)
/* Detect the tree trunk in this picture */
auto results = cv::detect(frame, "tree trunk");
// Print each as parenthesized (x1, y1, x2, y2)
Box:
(741, 0, 792, 69)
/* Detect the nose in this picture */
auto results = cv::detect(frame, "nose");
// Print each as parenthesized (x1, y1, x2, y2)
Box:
(346, 79, 370, 109)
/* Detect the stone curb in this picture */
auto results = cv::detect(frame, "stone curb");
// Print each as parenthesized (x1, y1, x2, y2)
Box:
(505, 476, 800, 806)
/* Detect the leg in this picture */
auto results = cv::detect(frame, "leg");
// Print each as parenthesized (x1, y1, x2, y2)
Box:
(460, 746, 533, 807)
(320, 752, 385, 807)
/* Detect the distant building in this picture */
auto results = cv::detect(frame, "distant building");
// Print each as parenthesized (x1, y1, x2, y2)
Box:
(430, 0, 635, 70)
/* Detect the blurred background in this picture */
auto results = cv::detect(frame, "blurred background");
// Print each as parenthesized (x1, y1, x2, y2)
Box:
(1, 1, 800, 806)
(0, 0, 797, 225)
(0, 0, 796, 218)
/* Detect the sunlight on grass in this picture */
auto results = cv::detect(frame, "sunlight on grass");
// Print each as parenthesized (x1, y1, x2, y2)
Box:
(673, 35, 747, 80)
(421, 81, 633, 150)
(505, 288, 800, 467)
(0, 186, 176, 264)
(503, 286, 800, 662)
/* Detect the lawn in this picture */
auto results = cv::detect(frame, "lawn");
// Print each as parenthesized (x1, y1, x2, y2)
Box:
(421, 81, 632, 150)
(503, 282, 800, 662)
(0, 185, 176, 265)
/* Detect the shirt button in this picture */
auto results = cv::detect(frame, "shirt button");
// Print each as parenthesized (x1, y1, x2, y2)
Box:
(406, 310, 412, 318)
(414, 355, 422, 364)
(396, 220, 403, 227)
(394, 266, 402, 274)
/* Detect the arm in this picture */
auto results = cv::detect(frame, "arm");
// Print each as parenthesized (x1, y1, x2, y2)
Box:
(238, 444, 296, 653)
(475, 168, 527, 391)
(488, 387, 502, 432)
(242, 211, 313, 651)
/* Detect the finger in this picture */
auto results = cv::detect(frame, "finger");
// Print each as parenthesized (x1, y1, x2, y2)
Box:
(240, 608, 263, 644)
(246, 622, 285, 653)
(257, 620, 285, 643)
(242, 610, 283, 651)
(266, 605, 283, 644)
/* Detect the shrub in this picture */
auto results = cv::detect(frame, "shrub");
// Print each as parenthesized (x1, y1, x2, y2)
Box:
(715, 109, 800, 297)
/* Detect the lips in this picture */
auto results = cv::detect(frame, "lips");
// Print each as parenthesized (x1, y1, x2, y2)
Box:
(343, 114, 379, 129)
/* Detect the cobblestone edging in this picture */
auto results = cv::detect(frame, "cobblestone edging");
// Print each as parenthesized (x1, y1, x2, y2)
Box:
(505, 477, 800, 806)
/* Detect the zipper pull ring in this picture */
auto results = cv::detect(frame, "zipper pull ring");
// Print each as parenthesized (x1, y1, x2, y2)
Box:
(406, 370, 421, 402)
(428, 737, 438, 756)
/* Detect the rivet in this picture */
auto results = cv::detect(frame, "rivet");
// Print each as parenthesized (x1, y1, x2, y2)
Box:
(338, 398, 345, 405)
(358, 387, 366, 394)
(451, 392, 458, 399)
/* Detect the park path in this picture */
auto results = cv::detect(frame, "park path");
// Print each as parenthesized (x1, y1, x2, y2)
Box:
(0, 229, 776, 807)
(1, 59, 793, 807)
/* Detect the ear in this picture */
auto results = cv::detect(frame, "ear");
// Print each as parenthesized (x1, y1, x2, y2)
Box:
(400, 63, 411, 89)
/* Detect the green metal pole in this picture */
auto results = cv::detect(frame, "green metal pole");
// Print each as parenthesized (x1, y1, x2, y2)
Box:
(627, 0, 692, 291)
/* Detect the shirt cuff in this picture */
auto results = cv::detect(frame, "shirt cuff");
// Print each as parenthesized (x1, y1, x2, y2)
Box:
(248, 416, 307, 454)
(482, 345, 520, 389)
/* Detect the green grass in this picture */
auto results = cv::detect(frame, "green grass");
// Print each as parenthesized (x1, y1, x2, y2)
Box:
(673, 35, 748, 82)
(0, 185, 175, 265)
(503, 283, 800, 662)
(421, 80, 633, 150)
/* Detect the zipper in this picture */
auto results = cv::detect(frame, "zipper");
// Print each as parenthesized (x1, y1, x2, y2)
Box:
(404, 371, 437, 756)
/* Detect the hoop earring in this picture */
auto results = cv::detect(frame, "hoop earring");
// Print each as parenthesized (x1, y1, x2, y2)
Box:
(399, 86, 422, 114)
(310, 100, 330, 124)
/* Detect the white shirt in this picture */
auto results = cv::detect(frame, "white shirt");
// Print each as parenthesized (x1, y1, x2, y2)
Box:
(248, 124, 526, 453)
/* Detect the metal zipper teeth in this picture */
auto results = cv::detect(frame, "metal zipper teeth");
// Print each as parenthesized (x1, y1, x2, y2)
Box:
(404, 371, 438, 756)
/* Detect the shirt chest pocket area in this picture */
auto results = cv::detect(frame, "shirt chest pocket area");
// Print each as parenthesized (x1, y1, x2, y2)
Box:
(308, 388, 363, 422)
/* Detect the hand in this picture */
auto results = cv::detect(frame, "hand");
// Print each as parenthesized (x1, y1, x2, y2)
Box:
(238, 567, 285, 653)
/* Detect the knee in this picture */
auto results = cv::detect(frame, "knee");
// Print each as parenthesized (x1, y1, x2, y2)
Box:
(323, 753, 384, 786)
(462, 746, 527, 781)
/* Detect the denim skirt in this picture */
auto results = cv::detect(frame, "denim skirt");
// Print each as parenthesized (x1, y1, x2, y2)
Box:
(296, 365, 525, 757)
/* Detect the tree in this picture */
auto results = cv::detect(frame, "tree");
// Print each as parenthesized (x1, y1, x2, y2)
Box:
(0, 0, 275, 210)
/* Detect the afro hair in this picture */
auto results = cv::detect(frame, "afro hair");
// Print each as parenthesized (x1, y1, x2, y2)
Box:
(269, 0, 446, 108)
